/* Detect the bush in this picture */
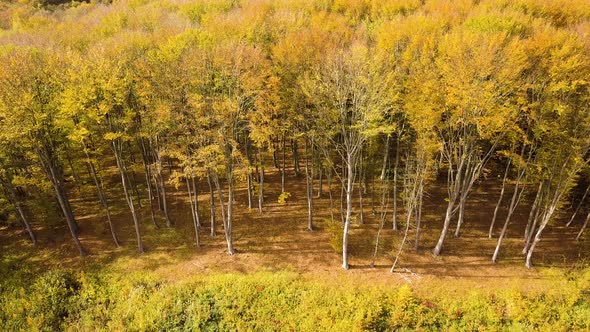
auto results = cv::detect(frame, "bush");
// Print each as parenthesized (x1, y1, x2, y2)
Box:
(2, 269, 590, 331)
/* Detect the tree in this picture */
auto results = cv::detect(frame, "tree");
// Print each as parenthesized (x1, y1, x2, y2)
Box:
(301, 40, 391, 269)
(432, 28, 526, 255)
(0, 46, 85, 255)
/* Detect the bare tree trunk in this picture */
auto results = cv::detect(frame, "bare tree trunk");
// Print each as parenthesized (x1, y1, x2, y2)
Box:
(65, 146, 81, 193)
(454, 195, 466, 237)
(392, 136, 400, 230)
(576, 211, 590, 241)
(186, 176, 200, 248)
(247, 173, 253, 209)
(489, 160, 511, 238)
(415, 180, 424, 251)
(317, 166, 323, 198)
(304, 139, 314, 231)
(129, 167, 142, 209)
(258, 148, 264, 213)
(14, 201, 36, 245)
(281, 134, 286, 193)
(340, 156, 346, 224)
(433, 199, 456, 256)
(39, 147, 85, 255)
(391, 203, 414, 272)
(139, 139, 157, 228)
(192, 176, 201, 228)
(524, 182, 543, 242)
(153, 138, 171, 226)
(358, 147, 364, 225)
(525, 212, 550, 269)
(567, 183, 590, 227)
(226, 170, 235, 255)
(113, 143, 143, 254)
(152, 171, 161, 211)
(342, 153, 354, 270)
(206, 171, 216, 237)
(85, 147, 120, 247)
(327, 167, 334, 222)
(492, 178, 525, 263)
(2, 171, 37, 245)
(371, 179, 391, 267)
(523, 197, 543, 255)
(380, 136, 390, 181)
(526, 186, 564, 268)
(157, 169, 171, 227)
(272, 138, 279, 169)
(213, 170, 234, 255)
(292, 139, 300, 176)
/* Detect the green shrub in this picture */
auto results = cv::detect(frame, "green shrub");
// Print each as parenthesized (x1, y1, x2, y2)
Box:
(2, 269, 590, 331)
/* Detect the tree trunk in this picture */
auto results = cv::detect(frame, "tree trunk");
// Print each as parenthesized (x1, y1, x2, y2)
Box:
(292, 139, 300, 176)
(433, 199, 455, 256)
(157, 169, 171, 227)
(129, 167, 142, 209)
(380, 136, 390, 181)
(524, 182, 543, 242)
(576, 211, 590, 241)
(526, 194, 561, 268)
(317, 166, 323, 198)
(304, 139, 314, 231)
(15, 203, 36, 245)
(327, 167, 335, 222)
(55, 181, 86, 256)
(225, 171, 235, 255)
(391, 201, 414, 272)
(152, 171, 161, 211)
(139, 139, 158, 228)
(342, 153, 354, 270)
(1, 174, 37, 245)
(213, 171, 234, 255)
(489, 160, 511, 238)
(85, 150, 120, 247)
(153, 138, 171, 226)
(113, 143, 143, 253)
(272, 138, 279, 169)
(340, 156, 346, 224)
(567, 183, 590, 227)
(40, 149, 86, 255)
(523, 196, 543, 255)
(415, 180, 424, 251)
(206, 171, 216, 237)
(392, 136, 400, 230)
(186, 176, 200, 247)
(247, 173, 253, 209)
(358, 147, 364, 225)
(454, 196, 466, 237)
(191, 176, 201, 228)
(65, 146, 81, 193)
(492, 179, 524, 263)
(258, 148, 264, 213)
(525, 216, 547, 269)
(281, 134, 286, 193)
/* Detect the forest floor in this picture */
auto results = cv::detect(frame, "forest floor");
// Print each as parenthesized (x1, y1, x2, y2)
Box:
(2, 161, 590, 298)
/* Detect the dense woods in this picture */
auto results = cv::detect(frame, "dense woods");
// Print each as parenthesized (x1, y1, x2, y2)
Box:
(0, 0, 589, 273)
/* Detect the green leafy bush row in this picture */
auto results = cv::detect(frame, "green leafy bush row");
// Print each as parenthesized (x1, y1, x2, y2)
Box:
(2, 269, 590, 331)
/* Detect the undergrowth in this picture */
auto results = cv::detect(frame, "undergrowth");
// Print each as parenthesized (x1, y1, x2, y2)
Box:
(2, 267, 590, 331)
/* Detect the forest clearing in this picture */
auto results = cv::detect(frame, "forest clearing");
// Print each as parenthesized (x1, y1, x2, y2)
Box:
(1, 0, 590, 330)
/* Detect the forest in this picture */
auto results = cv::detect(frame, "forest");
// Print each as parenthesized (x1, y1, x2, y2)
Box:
(0, 0, 590, 330)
